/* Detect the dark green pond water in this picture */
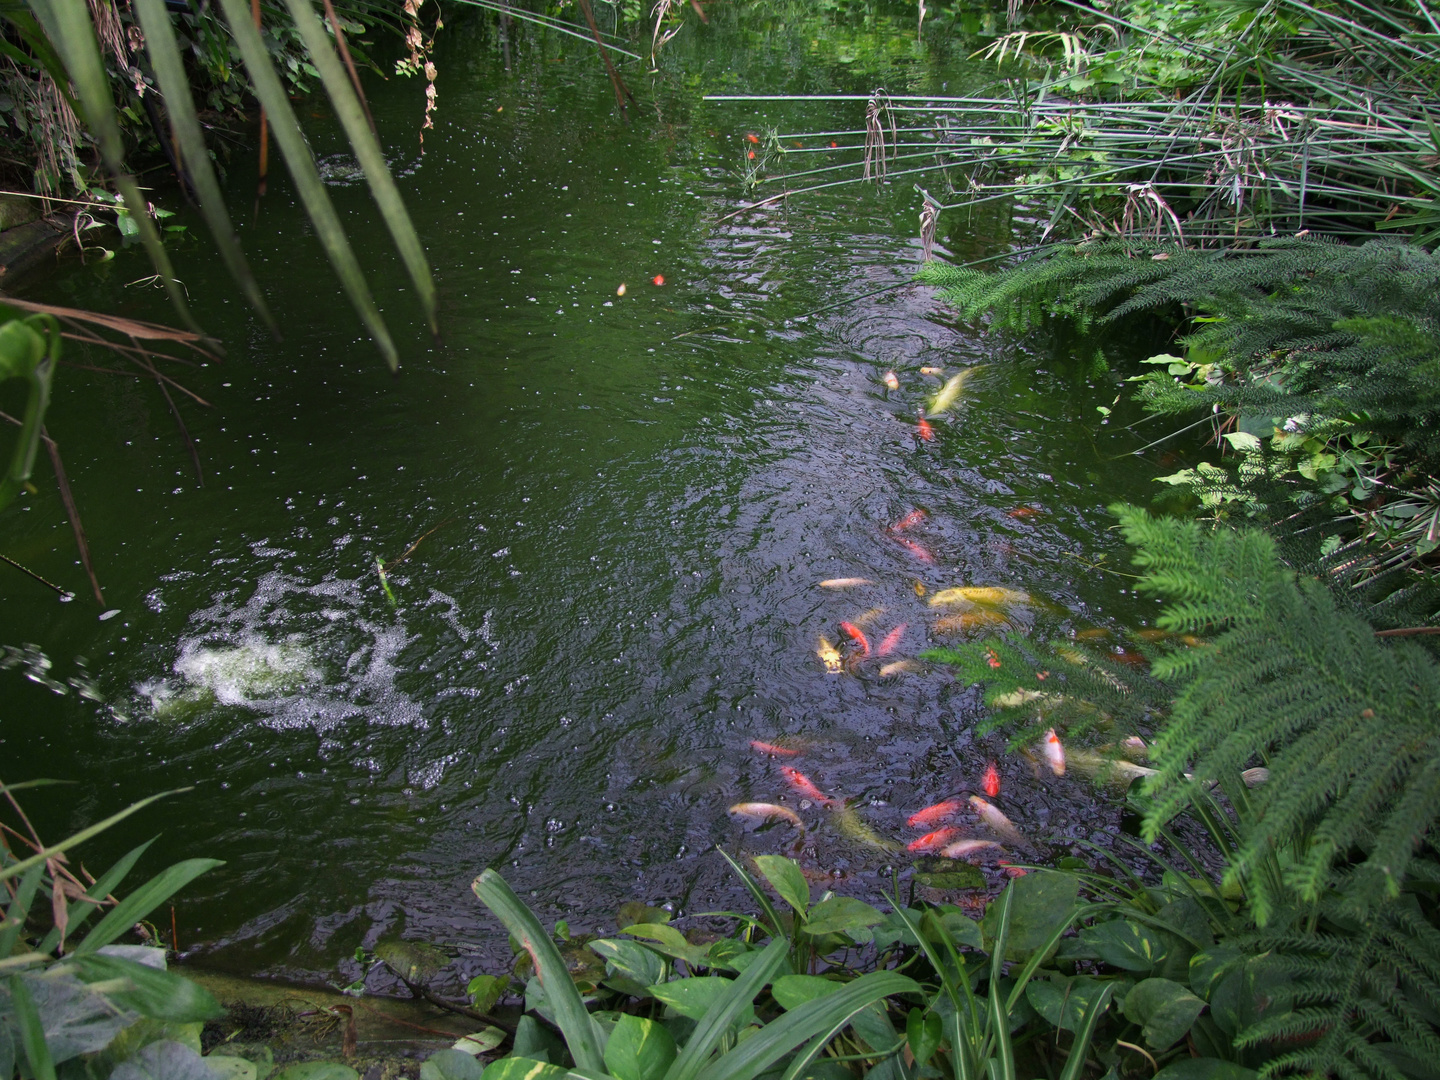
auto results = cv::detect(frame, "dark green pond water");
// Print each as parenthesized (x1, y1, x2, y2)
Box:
(1, 3, 1180, 991)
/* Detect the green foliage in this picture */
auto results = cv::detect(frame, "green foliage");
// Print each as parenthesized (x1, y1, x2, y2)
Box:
(0, 306, 59, 517)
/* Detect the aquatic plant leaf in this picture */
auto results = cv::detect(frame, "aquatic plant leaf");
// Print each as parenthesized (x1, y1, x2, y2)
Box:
(905, 1008, 942, 1068)
(271, 1064, 361, 1080)
(480, 1060, 571, 1080)
(802, 897, 884, 936)
(772, 975, 843, 1011)
(212, 0, 399, 370)
(1152, 1062, 1259, 1080)
(912, 860, 986, 891)
(753, 856, 810, 916)
(980, 871, 1079, 962)
(590, 938, 666, 993)
(604, 1015, 677, 1080)
(454, 1029, 507, 1056)
(617, 902, 670, 928)
(648, 978, 742, 1022)
(662, 936, 788, 1080)
(1057, 983, 1116, 1080)
(111, 1041, 221, 1080)
(511, 1015, 564, 1064)
(421, 1049, 486, 1080)
(918, 908, 983, 951)
(466, 974, 511, 1014)
(1026, 976, 1112, 1033)
(0, 865, 43, 960)
(1081, 920, 1171, 974)
(74, 859, 223, 954)
(620, 924, 714, 970)
(36, 838, 156, 954)
(1123, 978, 1206, 1050)
(206, 1057, 258, 1080)
(66, 954, 223, 1022)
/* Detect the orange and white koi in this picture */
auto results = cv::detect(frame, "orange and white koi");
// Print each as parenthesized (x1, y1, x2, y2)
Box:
(877, 624, 907, 657)
(781, 767, 836, 807)
(982, 761, 1001, 798)
(889, 509, 927, 532)
(1042, 728, 1066, 776)
(920, 366, 944, 375)
(894, 537, 935, 563)
(907, 827, 962, 853)
(883, 371, 900, 390)
(916, 413, 934, 441)
(819, 577, 874, 589)
(907, 799, 965, 829)
(728, 802, 804, 830)
(941, 838, 1001, 859)
(817, 636, 843, 673)
(839, 621, 871, 656)
(878, 659, 918, 677)
(749, 740, 801, 757)
(969, 796, 1027, 847)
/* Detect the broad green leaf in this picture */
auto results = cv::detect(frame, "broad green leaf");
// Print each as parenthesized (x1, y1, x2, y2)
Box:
(591, 937, 666, 994)
(772, 975, 844, 1011)
(919, 908, 983, 950)
(1057, 983, 1115, 1080)
(620, 924, 714, 969)
(803, 897, 883, 936)
(663, 936, 788, 1080)
(1123, 977, 1207, 1050)
(849, 1002, 898, 1055)
(37, 838, 156, 954)
(1152, 1061, 1259, 1080)
(111, 1040, 221, 1080)
(376, 940, 451, 985)
(279, 0, 435, 334)
(648, 977, 740, 1021)
(2, 968, 132, 1066)
(75, 858, 222, 954)
(905, 1009, 942, 1068)
(1026, 976, 1112, 1033)
(473, 870, 606, 1073)
(605, 1015, 677, 1080)
(466, 974, 512, 1014)
(68, 954, 223, 1022)
(421, 1049, 486, 1080)
(8, 975, 55, 1080)
(271, 1064, 361, 1080)
(213, 0, 399, 369)
(480, 1059, 571, 1080)
(754, 856, 810, 915)
(1081, 919, 1171, 973)
(511, 1015, 564, 1064)
(454, 1029, 508, 1056)
(981, 871, 1079, 962)
(130, 0, 274, 332)
(206, 1058, 258, 1080)
(617, 902, 671, 928)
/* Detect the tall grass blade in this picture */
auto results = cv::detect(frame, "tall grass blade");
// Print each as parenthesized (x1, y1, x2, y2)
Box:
(1056, 983, 1114, 1080)
(472, 869, 607, 1074)
(0, 865, 45, 959)
(9, 974, 55, 1080)
(132, 0, 277, 335)
(214, 0, 400, 370)
(283, 0, 436, 334)
(30, 0, 202, 337)
(663, 936, 789, 1080)
(36, 838, 157, 954)
(0, 789, 180, 885)
(73, 857, 223, 953)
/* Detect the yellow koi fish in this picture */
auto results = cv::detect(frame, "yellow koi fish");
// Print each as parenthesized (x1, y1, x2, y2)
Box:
(932, 611, 1009, 635)
(929, 586, 1030, 608)
(968, 796, 1029, 848)
(728, 803, 805, 831)
(817, 637, 843, 673)
(929, 368, 980, 415)
(833, 806, 903, 853)
(878, 659, 919, 677)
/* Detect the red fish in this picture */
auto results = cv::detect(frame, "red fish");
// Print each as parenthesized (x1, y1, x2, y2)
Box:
(829, 140, 838, 148)
(907, 799, 964, 829)
(780, 767, 834, 806)
(894, 537, 935, 563)
(907, 827, 962, 853)
(839, 621, 871, 656)
(746, 133, 760, 143)
(877, 624, 906, 656)
(748, 151, 756, 160)
(998, 861, 1028, 877)
(890, 509, 927, 532)
(982, 761, 1001, 798)
(1006, 506, 1040, 519)
(917, 414, 934, 441)
(653, 275, 665, 286)
(750, 740, 800, 757)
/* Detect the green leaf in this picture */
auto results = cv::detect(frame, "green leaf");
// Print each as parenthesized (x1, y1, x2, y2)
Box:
(454, 1029, 508, 1056)
(605, 1015, 677, 1080)
(511, 1015, 564, 1064)
(111, 1040, 222, 1080)
(376, 940, 451, 985)
(0, 864, 44, 959)
(472, 870, 607, 1074)
(905, 1009, 942, 1068)
(662, 936, 788, 1080)
(1057, 983, 1115, 1080)
(1026, 976, 1113, 1033)
(1152, 1061, 1259, 1080)
(981, 871, 1079, 962)
(648, 977, 740, 1021)
(619, 924, 715, 970)
(206, 1058, 258, 1080)
(212, 0, 398, 369)
(772, 975, 843, 1011)
(480, 1060, 571, 1080)
(68, 954, 223, 1022)
(1123, 977, 1207, 1050)
(1081, 920, 1171, 973)
(37, 838, 156, 954)
(803, 897, 883, 936)
(75, 859, 222, 954)
(466, 974, 511, 1014)
(8, 975, 55, 1080)
(617, 902, 671, 928)
(911, 860, 986, 890)
(754, 856, 810, 916)
(919, 908, 984, 950)
(421, 1049, 487, 1080)
(590, 938, 666, 995)
(271, 1065, 361, 1080)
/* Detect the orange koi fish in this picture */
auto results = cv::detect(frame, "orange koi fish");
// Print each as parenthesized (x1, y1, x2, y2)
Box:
(750, 740, 801, 758)
(829, 140, 839, 148)
(920, 366, 943, 375)
(1042, 729, 1066, 776)
(907, 827, 962, 853)
(890, 509, 927, 532)
(780, 767, 835, 807)
(998, 861, 1028, 877)
(883, 371, 900, 390)
(877, 624, 906, 656)
(982, 761, 1001, 798)
(895, 537, 935, 563)
(728, 802, 804, 830)
(969, 796, 1027, 847)
(746, 133, 760, 143)
(941, 838, 1001, 859)
(907, 799, 965, 829)
(878, 659, 918, 677)
(916, 414, 934, 441)
(839, 621, 871, 656)
(653, 275, 665, 286)
(1007, 505, 1040, 519)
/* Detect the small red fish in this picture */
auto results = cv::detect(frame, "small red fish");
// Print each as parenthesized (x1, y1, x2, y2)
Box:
(750, 740, 800, 757)
(748, 151, 756, 160)
(780, 767, 834, 806)
(877, 624, 906, 656)
(998, 861, 1028, 877)
(894, 537, 935, 563)
(890, 509, 927, 532)
(653, 275, 665, 286)
(1006, 506, 1040, 519)
(917, 414, 934, 441)
(907, 799, 964, 829)
(839, 621, 871, 656)
(746, 133, 760, 143)
(907, 827, 962, 853)
(982, 761, 1001, 798)
(829, 140, 838, 148)
(985, 648, 1001, 669)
